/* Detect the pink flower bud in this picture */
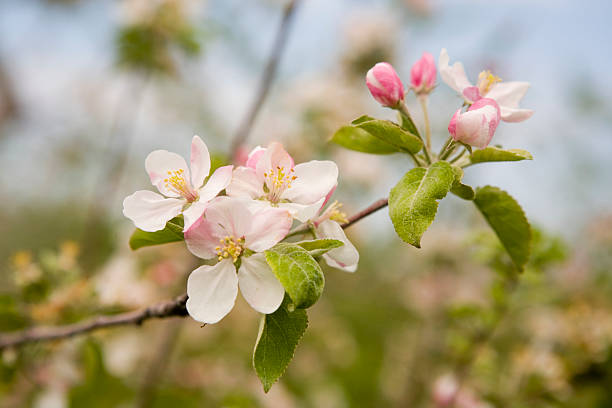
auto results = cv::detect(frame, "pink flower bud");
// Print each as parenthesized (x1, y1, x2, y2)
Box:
(410, 52, 436, 95)
(366, 62, 405, 108)
(448, 98, 501, 149)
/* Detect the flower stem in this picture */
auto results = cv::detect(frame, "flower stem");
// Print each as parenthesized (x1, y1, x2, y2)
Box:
(418, 96, 432, 152)
(398, 103, 432, 165)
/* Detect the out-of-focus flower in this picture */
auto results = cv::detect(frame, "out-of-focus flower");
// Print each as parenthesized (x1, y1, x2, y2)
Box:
(432, 373, 493, 408)
(448, 98, 501, 149)
(410, 52, 436, 95)
(123, 135, 233, 232)
(11, 250, 42, 287)
(439, 49, 533, 122)
(366, 62, 405, 108)
(312, 200, 359, 273)
(184, 197, 291, 324)
(227, 142, 338, 222)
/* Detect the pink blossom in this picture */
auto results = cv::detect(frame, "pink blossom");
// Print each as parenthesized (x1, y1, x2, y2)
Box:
(123, 136, 233, 232)
(366, 62, 405, 108)
(439, 49, 533, 122)
(184, 197, 292, 324)
(410, 52, 436, 95)
(226, 142, 338, 222)
(448, 98, 501, 149)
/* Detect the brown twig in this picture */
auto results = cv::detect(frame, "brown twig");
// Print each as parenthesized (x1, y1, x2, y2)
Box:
(230, 0, 301, 161)
(0, 197, 387, 350)
(0, 294, 188, 350)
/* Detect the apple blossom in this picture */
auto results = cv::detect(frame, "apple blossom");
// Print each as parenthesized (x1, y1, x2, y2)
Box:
(123, 135, 233, 232)
(366, 62, 405, 108)
(226, 142, 338, 222)
(439, 49, 533, 123)
(410, 52, 436, 95)
(184, 197, 292, 324)
(448, 98, 501, 149)
(312, 200, 359, 273)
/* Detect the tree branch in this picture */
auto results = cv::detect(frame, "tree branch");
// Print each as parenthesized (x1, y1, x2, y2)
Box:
(230, 0, 301, 161)
(0, 197, 387, 350)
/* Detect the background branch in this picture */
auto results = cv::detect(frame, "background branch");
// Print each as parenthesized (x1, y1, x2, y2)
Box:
(230, 0, 300, 161)
(0, 197, 388, 350)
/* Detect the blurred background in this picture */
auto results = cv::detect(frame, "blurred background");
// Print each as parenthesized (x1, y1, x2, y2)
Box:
(1, 0, 612, 407)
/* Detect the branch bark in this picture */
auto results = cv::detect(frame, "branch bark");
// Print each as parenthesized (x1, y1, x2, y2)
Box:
(230, 0, 301, 161)
(0, 197, 388, 350)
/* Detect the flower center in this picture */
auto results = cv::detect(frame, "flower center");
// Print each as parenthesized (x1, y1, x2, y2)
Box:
(318, 201, 348, 225)
(164, 169, 198, 202)
(263, 166, 297, 203)
(477, 70, 502, 95)
(215, 236, 245, 263)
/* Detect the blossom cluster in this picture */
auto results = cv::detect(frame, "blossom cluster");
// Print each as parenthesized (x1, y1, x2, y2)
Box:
(123, 137, 358, 324)
(366, 49, 533, 148)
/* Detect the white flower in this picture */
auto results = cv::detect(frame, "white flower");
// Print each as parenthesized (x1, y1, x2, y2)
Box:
(123, 135, 233, 232)
(184, 197, 292, 324)
(439, 49, 533, 123)
(226, 142, 339, 222)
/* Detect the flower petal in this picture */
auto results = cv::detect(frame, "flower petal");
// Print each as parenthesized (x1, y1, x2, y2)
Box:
(317, 220, 359, 273)
(282, 160, 338, 204)
(499, 107, 534, 123)
(145, 150, 190, 197)
(245, 207, 292, 252)
(486, 81, 530, 109)
(255, 142, 294, 181)
(122, 190, 184, 232)
(238, 253, 284, 314)
(246, 146, 266, 169)
(278, 199, 325, 223)
(439, 48, 473, 95)
(190, 135, 211, 189)
(198, 165, 234, 203)
(204, 197, 253, 239)
(184, 214, 224, 259)
(226, 167, 264, 199)
(182, 201, 208, 232)
(186, 259, 238, 324)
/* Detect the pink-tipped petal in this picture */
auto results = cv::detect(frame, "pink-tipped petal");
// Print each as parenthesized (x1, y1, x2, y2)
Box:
(198, 165, 233, 203)
(317, 220, 359, 273)
(255, 142, 294, 181)
(184, 215, 225, 259)
(366, 62, 404, 107)
(439, 49, 473, 96)
(245, 207, 292, 252)
(226, 167, 264, 199)
(282, 160, 338, 205)
(246, 146, 266, 169)
(190, 135, 211, 190)
(203, 197, 253, 240)
(410, 52, 436, 94)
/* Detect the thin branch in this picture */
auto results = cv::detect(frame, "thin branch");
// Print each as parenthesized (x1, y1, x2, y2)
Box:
(0, 294, 188, 350)
(0, 196, 387, 350)
(230, 0, 301, 161)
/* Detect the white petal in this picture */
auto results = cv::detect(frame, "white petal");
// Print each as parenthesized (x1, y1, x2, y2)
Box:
(245, 207, 292, 252)
(282, 161, 338, 204)
(190, 135, 211, 189)
(186, 259, 238, 324)
(204, 197, 253, 239)
(122, 190, 184, 232)
(184, 215, 224, 259)
(145, 150, 190, 197)
(317, 220, 359, 273)
(486, 81, 530, 109)
(238, 254, 284, 314)
(226, 167, 264, 199)
(439, 48, 473, 95)
(198, 165, 234, 203)
(255, 142, 294, 181)
(182, 201, 208, 232)
(499, 106, 534, 123)
(278, 199, 325, 223)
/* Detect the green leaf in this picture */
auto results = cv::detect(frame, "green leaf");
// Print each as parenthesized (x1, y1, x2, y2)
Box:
(296, 239, 344, 257)
(351, 115, 375, 125)
(129, 217, 184, 250)
(332, 125, 399, 154)
(389, 161, 456, 247)
(470, 147, 533, 164)
(264, 243, 325, 309)
(450, 166, 475, 200)
(253, 297, 308, 393)
(398, 111, 421, 139)
(474, 186, 531, 272)
(356, 119, 423, 154)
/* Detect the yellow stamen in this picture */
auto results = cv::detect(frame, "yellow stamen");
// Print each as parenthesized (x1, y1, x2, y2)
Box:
(215, 236, 246, 263)
(477, 70, 502, 95)
(163, 168, 198, 201)
(264, 166, 297, 203)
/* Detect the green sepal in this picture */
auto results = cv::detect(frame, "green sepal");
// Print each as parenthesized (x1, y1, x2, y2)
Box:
(470, 147, 533, 165)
